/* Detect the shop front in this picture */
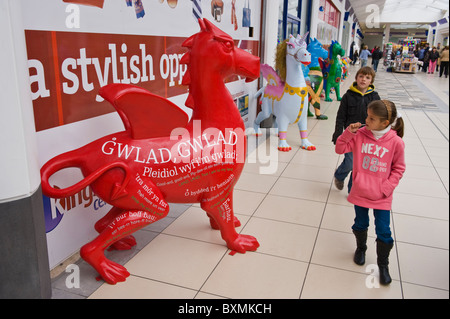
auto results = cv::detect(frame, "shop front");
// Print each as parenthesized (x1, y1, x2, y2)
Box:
(1, 0, 265, 297)
(2, 0, 355, 298)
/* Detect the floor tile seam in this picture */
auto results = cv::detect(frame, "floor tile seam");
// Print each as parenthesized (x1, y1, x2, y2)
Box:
(195, 291, 230, 299)
(275, 174, 335, 185)
(278, 174, 336, 185)
(316, 227, 397, 244)
(394, 227, 449, 294)
(262, 191, 330, 204)
(410, 76, 449, 113)
(395, 182, 449, 199)
(399, 281, 450, 293)
(234, 187, 272, 195)
(306, 261, 404, 286)
(400, 174, 448, 183)
(418, 112, 450, 142)
(125, 273, 200, 295)
(193, 240, 311, 298)
(317, 226, 378, 238)
(156, 230, 233, 250)
(52, 286, 88, 299)
(395, 115, 450, 196)
(298, 169, 335, 299)
(393, 239, 449, 252)
(246, 214, 323, 230)
(391, 210, 450, 222)
(250, 249, 312, 265)
(237, 146, 294, 224)
(156, 199, 327, 292)
(283, 160, 341, 170)
(390, 207, 406, 298)
(194, 252, 233, 299)
(401, 162, 448, 170)
(425, 113, 450, 132)
(151, 231, 235, 298)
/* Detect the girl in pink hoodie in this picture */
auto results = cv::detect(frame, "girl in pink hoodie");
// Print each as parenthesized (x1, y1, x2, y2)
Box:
(335, 100, 405, 285)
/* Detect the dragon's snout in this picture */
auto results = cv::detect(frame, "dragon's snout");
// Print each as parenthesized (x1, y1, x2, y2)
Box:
(234, 48, 260, 82)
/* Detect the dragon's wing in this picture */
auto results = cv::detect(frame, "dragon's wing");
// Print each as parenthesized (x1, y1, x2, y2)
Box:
(100, 84, 189, 140)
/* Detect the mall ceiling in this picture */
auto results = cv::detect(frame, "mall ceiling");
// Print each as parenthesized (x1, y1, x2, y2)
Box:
(348, 0, 449, 37)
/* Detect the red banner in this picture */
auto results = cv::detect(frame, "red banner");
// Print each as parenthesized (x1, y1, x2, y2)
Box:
(25, 30, 258, 132)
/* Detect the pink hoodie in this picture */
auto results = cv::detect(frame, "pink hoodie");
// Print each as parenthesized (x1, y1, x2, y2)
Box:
(336, 127, 406, 210)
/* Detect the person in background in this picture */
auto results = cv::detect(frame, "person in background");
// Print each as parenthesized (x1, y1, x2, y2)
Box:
(335, 99, 406, 286)
(371, 46, 383, 72)
(439, 46, 449, 78)
(436, 43, 442, 72)
(359, 45, 371, 67)
(352, 50, 359, 65)
(422, 43, 430, 72)
(418, 45, 426, 70)
(427, 47, 439, 74)
(413, 45, 420, 59)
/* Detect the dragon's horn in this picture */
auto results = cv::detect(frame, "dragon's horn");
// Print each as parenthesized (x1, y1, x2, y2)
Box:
(199, 18, 207, 32)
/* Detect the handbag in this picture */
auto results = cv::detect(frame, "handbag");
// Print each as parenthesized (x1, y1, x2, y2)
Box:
(63, 0, 104, 8)
(242, 0, 251, 27)
(211, 0, 224, 22)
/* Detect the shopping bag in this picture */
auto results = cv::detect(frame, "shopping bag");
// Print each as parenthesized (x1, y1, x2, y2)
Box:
(63, 0, 105, 8)
(211, 0, 224, 22)
(242, 0, 251, 27)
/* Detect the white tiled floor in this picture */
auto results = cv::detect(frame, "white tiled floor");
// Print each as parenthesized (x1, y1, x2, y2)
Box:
(52, 63, 449, 299)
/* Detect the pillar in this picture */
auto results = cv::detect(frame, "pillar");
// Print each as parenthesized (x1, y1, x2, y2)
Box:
(384, 23, 390, 45)
(0, 0, 51, 299)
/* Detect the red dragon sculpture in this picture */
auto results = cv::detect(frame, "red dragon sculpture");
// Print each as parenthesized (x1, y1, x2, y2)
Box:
(40, 19, 260, 285)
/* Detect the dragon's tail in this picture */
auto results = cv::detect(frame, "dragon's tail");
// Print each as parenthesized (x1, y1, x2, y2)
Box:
(40, 149, 130, 200)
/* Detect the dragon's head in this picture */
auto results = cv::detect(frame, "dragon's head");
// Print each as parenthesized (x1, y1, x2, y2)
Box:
(180, 19, 260, 108)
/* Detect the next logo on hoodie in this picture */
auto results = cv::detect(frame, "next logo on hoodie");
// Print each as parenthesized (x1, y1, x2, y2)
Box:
(361, 143, 389, 158)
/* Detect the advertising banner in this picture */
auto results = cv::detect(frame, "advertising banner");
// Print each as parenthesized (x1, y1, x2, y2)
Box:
(21, 0, 261, 268)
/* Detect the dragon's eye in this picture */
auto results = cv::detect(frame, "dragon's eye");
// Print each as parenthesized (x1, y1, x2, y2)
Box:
(223, 41, 233, 51)
(215, 35, 234, 52)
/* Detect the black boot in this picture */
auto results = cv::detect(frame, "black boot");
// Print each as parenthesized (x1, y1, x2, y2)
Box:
(352, 229, 367, 265)
(377, 239, 394, 285)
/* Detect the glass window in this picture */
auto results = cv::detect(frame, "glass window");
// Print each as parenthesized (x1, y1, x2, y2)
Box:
(278, 0, 302, 42)
(288, 0, 299, 17)
(319, 0, 341, 29)
(318, 0, 325, 21)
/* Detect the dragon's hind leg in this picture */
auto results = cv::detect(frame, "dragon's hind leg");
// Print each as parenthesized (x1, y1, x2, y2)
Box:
(81, 210, 165, 284)
(95, 206, 137, 251)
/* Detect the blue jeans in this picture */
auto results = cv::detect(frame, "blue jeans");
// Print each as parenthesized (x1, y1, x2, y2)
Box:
(373, 59, 379, 72)
(335, 152, 353, 192)
(361, 59, 368, 67)
(352, 205, 393, 244)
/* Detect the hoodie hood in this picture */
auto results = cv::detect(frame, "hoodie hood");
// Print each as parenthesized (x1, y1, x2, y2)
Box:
(349, 82, 375, 96)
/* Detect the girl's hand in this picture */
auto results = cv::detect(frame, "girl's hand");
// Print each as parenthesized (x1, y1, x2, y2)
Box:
(348, 122, 362, 133)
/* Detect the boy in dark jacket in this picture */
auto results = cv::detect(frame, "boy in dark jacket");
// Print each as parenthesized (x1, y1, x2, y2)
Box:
(371, 46, 383, 72)
(332, 66, 381, 192)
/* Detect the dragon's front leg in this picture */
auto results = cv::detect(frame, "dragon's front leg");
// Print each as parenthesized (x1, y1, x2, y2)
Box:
(201, 192, 259, 254)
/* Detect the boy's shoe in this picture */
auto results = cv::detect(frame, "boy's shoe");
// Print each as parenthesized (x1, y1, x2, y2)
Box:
(334, 177, 344, 190)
